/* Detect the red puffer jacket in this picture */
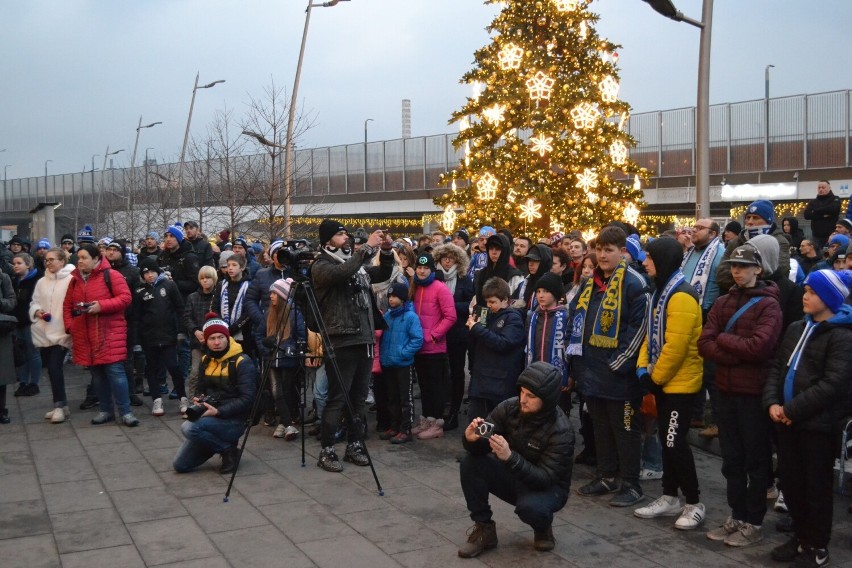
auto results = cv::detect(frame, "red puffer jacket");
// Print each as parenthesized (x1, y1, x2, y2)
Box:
(63, 256, 132, 366)
(412, 279, 457, 355)
(697, 280, 782, 396)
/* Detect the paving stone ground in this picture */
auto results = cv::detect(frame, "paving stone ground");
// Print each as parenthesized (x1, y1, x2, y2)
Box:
(3, 365, 852, 567)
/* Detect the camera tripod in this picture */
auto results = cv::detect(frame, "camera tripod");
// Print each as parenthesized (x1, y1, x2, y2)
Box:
(224, 276, 384, 502)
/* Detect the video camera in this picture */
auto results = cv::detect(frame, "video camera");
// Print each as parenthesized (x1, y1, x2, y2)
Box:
(276, 239, 318, 272)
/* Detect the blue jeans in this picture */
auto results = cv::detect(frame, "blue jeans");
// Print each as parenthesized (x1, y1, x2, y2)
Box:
(91, 362, 131, 417)
(311, 364, 328, 419)
(15, 326, 42, 385)
(173, 417, 246, 473)
(460, 453, 568, 532)
(641, 416, 663, 472)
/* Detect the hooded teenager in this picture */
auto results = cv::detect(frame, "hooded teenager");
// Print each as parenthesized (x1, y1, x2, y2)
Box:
(471, 233, 524, 311)
(513, 243, 554, 315)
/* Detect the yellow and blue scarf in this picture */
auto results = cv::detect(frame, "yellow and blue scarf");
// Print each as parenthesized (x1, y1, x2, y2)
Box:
(567, 260, 626, 355)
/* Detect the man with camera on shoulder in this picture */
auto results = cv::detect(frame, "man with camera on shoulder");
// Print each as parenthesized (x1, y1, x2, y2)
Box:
(458, 361, 574, 558)
(173, 314, 257, 474)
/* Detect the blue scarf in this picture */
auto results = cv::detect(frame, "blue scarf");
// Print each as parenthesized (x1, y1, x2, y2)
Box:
(526, 307, 569, 385)
(745, 224, 772, 240)
(414, 272, 436, 286)
(220, 279, 249, 325)
(388, 301, 409, 318)
(646, 269, 686, 368)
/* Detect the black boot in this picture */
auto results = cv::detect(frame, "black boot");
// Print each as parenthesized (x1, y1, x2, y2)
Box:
(220, 447, 240, 474)
(444, 406, 460, 431)
(0, 408, 9, 424)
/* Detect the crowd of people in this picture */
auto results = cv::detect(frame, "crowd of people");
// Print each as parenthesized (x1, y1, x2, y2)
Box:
(2, 183, 852, 565)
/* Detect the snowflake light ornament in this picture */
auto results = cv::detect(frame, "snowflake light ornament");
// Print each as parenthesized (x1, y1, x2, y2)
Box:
(623, 202, 640, 226)
(526, 71, 556, 101)
(552, 0, 581, 12)
(441, 205, 457, 232)
(529, 133, 554, 157)
(498, 43, 524, 70)
(576, 168, 599, 191)
(599, 75, 620, 103)
(609, 140, 628, 166)
(570, 102, 599, 130)
(483, 103, 507, 125)
(550, 220, 564, 233)
(477, 173, 499, 200)
(519, 198, 542, 223)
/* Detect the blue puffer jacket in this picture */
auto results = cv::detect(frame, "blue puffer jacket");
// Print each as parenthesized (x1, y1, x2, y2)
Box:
(380, 301, 424, 368)
(467, 306, 526, 402)
(568, 265, 650, 401)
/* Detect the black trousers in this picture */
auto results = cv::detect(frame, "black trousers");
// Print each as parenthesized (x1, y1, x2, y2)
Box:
(143, 344, 185, 399)
(383, 366, 414, 433)
(776, 427, 835, 549)
(656, 392, 700, 503)
(414, 353, 450, 420)
(372, 372, 391, 431)
(586, 396, 642, 487)
(447, 339, 468, 412)
(270, 366, 301, 425)
(320, 344, 371, 447)
(460, 453, 568, 532)
(716, 392, 770, 525)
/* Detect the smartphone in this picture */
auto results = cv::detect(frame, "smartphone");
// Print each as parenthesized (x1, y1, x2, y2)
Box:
(476, 421, 495, 439)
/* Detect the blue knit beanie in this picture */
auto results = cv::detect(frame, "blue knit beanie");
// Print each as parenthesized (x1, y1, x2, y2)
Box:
(77, 225, 95, 243)
(36, 238, 51, 251)
(625, 235, 646, 263)
(745, 200, 775, 226)
(165, 223, 184, 243)
(829, 234, 850, 250)
(805, 270, 852, 314)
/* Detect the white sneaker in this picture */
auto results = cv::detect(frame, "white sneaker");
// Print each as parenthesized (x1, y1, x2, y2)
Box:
(418, 418, 444, 440)
(152, 398, 165, 417)
(44, 408, 58, 420)
(640, 468, 664, 480)
(634, 495, 682, 518)
(284, 425, 299, 441)
(273, 424, 287, 438)
(179, 397, 189, 414)
(675, 503, 706, 530)
(365, 388, 375, 406)
(774, 491, 787, 513)
(51, 406, 69, 424)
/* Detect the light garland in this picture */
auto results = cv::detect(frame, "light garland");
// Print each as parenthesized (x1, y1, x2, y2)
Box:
(730, 200, 850, 220)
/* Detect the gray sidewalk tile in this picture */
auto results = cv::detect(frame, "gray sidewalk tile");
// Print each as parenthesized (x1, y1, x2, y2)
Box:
(0, 473, 42, 503)
(0, 433, 31, 453)
(41, 479, 111, 515)
(392, 544, 489, 567)
(33, 454, 98, 485)
(0, 499, 52, 540)
(0, 451, 35, 476)
(298, 533, 403, 568)
(87, 440, 146, 467)
(159, 470, 231, 499)
(154, 557, 232, 568)
(75, 423, 129, 446)
(139, 446, 183, 473)
(181, 494, 270, 534)
(29, 437, 86, 461)
(259, 500, 359, 544)
(0, 533, 60, 568)
(345, 507, 450, 555)
(126, 427, 183, 451)
(26, 422, 78, 442)
(96, 460, 164, 491)
(298, 476, 392, 515)
(51, 507, 133, 554)
(111, 488, 189, 524)
(226, 472, 310, 507)
(126, 516, 219, 566)
(60, 544, 147, 568)
(382, 482, 470, 521)
(210, 525, 315, 568)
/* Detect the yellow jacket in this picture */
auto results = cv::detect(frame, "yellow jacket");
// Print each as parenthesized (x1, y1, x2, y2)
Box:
(638, 291, 703, 394)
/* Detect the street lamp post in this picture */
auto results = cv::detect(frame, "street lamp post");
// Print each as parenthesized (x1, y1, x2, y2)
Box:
(283, 0, 350, 238)
(765, 64, 775, 171)
(129, 119, 161, 240)
(44, 159, 52, 202)
(177, 73, 225, 221)
(96, 147, 125, 236)
(364, 118, 373, 192)
(643, 0, 714, 218)
(3, 165, 10, 211)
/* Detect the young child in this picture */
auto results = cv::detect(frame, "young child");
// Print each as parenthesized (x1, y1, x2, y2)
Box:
(525, 271, 570, 413)
(214, 253, 259, 358)
(763, 270, 852, 567)
(184, 266, 218, 398)
(380, 280, 424, 444)
(698, 244, 783, 547)
(132, 257, 187, 417)
(465, 277, 526, 423)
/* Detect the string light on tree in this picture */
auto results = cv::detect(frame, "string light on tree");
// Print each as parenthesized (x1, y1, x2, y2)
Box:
(570, 101, 600, 129)
(526, 71, 556, 101)
(529, 133, 554, 157)
(507, 189, 518, 202)
(581, 228, 597, 242)
(587, 192, 600, 204)
(598, 75, 620, 103)
(633, 174, 641, 191)
(498, 43, 524, 70)
(552, 0, 581, 12)
(519, 198, 543, 223)
(476, 172, 499, 200)
(550, 220, 564, 233)
(483, 103, 507, 125)
(579, 20, 588, 39)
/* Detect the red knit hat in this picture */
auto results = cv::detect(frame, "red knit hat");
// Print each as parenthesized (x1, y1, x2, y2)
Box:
(202, 312, 230, 341)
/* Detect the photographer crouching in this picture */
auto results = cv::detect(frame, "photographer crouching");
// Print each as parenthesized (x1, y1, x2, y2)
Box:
(173, 314, 257, 474)
(311, 219, 393, 472)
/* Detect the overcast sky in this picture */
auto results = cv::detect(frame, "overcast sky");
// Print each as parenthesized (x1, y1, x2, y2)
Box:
(2, 0, 850, 179)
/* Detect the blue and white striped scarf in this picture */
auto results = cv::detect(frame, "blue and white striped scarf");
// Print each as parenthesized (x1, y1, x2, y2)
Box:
(220, 279, 249, 325)
(646, 269, 686, 368)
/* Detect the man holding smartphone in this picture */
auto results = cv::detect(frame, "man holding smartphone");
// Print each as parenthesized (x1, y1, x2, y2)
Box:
(458, 361, 575, 558)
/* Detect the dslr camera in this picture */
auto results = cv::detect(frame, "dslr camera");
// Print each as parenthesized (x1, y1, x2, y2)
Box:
(71, 302, 92, 317)
(185, 395, 220, 422)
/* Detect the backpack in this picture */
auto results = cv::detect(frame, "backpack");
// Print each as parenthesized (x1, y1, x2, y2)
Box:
(198, 352, 271, 426)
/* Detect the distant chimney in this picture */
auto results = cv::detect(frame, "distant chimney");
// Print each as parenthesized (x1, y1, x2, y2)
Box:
(402, 99, 411, 139)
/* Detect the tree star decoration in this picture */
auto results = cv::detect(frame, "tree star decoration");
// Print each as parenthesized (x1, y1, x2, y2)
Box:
(519, 198, 542, 223)
(552, 0, 581, 12)
(576, 168, 599, 191)
(529, 133, 554, 157)
(623, 202, 640, 226)
(483, 103, 507, 125)
(609, 140, 628, 166)
(477, 173, 499, 200)
(498, 43, 524, 70)
(441, 205, 457, 232)
(570, 102, 599, 130)
(526, 71, 556, 101)
(599, 75, 620, 103)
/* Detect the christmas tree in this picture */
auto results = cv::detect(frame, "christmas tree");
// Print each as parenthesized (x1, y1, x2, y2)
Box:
(435, 0, 647, 240)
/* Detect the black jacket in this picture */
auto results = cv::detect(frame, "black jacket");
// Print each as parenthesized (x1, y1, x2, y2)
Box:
(803, 191, 841, 240)
(131, 277, 185, 347)
(184, 289, 216, 349)
(195, 339, 257, 421)
(463, 361, 575, 493)
(188, 235, 215, 268)
(157, 240, 200, 298)
(467, 306, 526, 402)
(763, 309, 852, 433)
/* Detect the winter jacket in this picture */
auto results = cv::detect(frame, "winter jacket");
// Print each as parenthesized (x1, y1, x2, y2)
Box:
(157, 240, 200, 298)
(380, 301, 424, 367)
(467, 306, 526, 402)
(716, 227, 791, 294)
(0, 273, 18, 386)
(763, 307, 852, 433)
(781, 216, 805, 249)
(188, 235, 214, 268)
(412, 278, 457, 355)
(29, 263, 74, 349)
(434, 268, 474, 345)
(12, 269, 40, 328)
(803, 191, 841, 240)
(637, 283, 703, 394)
(311, 246, 394, 348)
(194, 338, 257, 421)
(131, 276, 185, 347)
(184, 289, 217, 349)
(698, 281, 783, 396)
(463, 362, 575, 493)
(257, 304, 306, 369)
(245, 264, 297, 331)
(63, 256, 132, 366)
(765, 269, 804, 337)
(472, 234, 524, 308)
(567, 265, 650, 401)
(525, 305, 569, 386)
(212, 273, 261, 340)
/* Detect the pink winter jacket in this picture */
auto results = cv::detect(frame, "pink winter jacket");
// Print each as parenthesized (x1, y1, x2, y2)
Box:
(412, 280, 457, 355)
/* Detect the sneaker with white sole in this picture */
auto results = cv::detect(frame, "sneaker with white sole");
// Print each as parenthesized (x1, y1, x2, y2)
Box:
(634, 495, 682, 518)
(707, 516, 742, 541)
(639, 468, 664, 480)
(410, 416, 430, 436)
(418, 418, 444, 440)
(723, 522, 763, 547)
(152, 398, 165, 417)
(284, 425, 299, 441)
(179, 397, 189, 416)
(50, 406, 70, 424)
(273, 424, 287, 438)
(674, 503, 706, 530)
(774, 491, 788, 513)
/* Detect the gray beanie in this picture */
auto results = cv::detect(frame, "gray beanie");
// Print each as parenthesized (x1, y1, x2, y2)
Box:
(747, 234, 779, 276)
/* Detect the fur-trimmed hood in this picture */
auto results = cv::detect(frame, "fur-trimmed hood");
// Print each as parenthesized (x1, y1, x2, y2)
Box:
(431, 242, 469, 276)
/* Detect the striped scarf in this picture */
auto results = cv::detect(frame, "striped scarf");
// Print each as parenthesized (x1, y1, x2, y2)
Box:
(220, 279, 249, 326)
(646, 269, 685, 369)
(567, 260, 626, 356)
(526, 307, 569, 385)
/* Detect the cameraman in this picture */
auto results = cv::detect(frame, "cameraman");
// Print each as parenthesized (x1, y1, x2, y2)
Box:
(311, 220, 393, 472)
(173, 315, 257, 474)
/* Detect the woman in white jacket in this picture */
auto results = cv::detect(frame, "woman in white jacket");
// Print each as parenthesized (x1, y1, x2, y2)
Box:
(29, 248, 74, 423)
